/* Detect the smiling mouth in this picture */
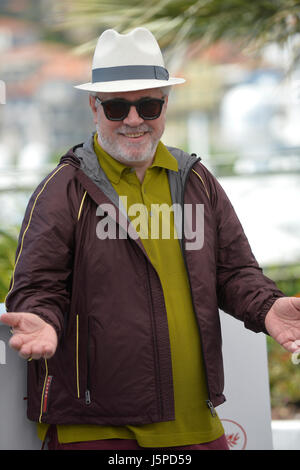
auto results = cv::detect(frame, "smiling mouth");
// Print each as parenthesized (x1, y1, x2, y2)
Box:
(123, 132, 147, 138)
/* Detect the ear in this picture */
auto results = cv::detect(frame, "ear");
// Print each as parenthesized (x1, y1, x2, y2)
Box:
(89, 94, 97, 111)
(163, 95, 169, 110)
(89, 95, 98, 124)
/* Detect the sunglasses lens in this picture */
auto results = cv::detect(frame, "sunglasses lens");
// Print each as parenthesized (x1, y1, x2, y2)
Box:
(139, 99, 163, 119)
(100, 98, 164, 121)
(103, 101, 128, 120)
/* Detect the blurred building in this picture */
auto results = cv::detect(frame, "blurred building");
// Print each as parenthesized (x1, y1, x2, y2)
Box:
(166, 39, 300, 176)
(0, 15, 94, 171)
(165, 40, 300, 270)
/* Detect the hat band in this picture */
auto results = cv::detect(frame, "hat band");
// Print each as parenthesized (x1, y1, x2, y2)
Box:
(92, 65, 169, 83)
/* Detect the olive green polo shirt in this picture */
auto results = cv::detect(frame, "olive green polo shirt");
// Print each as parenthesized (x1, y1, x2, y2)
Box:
(44, 135, 224, 447)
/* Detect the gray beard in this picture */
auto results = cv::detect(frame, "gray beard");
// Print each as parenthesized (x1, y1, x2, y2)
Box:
(96, 124, 159, 164)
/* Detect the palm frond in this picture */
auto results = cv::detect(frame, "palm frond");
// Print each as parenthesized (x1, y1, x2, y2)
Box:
(51, 0, 300, 68)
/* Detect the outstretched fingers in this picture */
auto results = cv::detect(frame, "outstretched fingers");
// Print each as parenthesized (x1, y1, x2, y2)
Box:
(1, 312, 58, 359)
(10, 335, 55, 360)
(0, 312, 22, 328)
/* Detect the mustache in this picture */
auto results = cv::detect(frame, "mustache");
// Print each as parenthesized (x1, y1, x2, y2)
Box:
(116, 124, 152, 134)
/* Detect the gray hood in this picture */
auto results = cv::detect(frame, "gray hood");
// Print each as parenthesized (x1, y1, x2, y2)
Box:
(73, 133, 200, 214)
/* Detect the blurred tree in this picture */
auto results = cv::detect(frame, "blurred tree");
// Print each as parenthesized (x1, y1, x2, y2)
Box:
(0, 229, 18, 303)
(267, 280, 300, 416)
(268, 335, 300, 417)
(52, 0, 300, 68)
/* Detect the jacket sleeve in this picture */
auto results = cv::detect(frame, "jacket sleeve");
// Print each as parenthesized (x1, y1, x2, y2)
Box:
(5, 163, 80, 338)
(204, 166, 285, 334)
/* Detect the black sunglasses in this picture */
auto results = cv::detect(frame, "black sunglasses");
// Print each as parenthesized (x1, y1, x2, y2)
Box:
(95, 96, 165, 121)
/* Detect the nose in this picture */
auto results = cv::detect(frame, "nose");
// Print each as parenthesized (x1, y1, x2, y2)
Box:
(123, 105, 144, 126)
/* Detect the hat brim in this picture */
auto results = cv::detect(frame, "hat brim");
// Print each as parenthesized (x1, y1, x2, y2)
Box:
(74, 77, 185, 93)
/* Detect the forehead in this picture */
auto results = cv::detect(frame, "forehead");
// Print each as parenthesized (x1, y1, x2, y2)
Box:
(97, 87, 165, 101)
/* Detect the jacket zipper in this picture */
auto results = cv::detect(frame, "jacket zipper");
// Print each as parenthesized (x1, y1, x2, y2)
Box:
(139, 188, 164, 419)
(85, 316, 91, 405)
(180, 160, 217, 417)
(39, 358, 49, 423)
(85, 389, 91, 405)
(144, 257, 163, 420)
(76, 314, 80, 398)
(206, 399, 217, 417)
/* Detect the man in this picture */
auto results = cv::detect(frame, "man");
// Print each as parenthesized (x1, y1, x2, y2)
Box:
(1, 28, 300, 451)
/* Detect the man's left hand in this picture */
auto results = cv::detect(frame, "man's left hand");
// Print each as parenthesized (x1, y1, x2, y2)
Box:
(265, 297, 300, 353)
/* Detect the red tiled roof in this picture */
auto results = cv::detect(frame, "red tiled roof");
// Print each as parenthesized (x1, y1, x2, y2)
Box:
(1, 41, 91, 97)
(0, 15, 37, 33)
(0, 15, 91, 97)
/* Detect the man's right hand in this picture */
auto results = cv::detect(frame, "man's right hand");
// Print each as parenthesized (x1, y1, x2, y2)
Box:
(0, 312, 58, 360)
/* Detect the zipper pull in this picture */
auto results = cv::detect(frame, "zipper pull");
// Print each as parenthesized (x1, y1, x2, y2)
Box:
(85, 389, 91, 405)
(206, 400, 217, 417)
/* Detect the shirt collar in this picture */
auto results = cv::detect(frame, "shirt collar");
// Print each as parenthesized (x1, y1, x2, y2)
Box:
(151, 141, 178, 173)
(93, 133, 178, 184)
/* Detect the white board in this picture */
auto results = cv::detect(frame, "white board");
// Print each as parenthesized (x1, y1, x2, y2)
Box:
(0, 303, 40, 450)
(218, 310, 273, 450)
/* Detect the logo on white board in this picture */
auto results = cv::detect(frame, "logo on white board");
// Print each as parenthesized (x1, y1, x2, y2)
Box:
(221, 419, 247, 450)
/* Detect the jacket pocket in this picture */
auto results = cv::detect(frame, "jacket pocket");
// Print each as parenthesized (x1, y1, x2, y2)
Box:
(84, 315, 104, 406)
(75, 312, 91, 403)
(85, 315, 92, 405)
(74, 313, 93, 404)
(75, 314, 80, 399)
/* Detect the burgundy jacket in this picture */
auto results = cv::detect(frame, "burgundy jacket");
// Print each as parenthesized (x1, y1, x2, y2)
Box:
(6, 135, 284, 425)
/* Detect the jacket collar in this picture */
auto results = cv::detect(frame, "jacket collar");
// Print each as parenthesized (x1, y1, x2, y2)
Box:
(61, 133, 200, 210)
(93, 133, 178, 185)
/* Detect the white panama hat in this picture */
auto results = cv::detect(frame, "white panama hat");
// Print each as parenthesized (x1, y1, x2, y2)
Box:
(75, 27, 185, 93)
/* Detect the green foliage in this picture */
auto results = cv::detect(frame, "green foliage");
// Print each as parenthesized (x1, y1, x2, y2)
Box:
(0, 229, 18, 303)
(264, 264, 300, 298)
(266, 271, 300, 411)
(267, 335, 300, 409)
(53, 0, 300, 68)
